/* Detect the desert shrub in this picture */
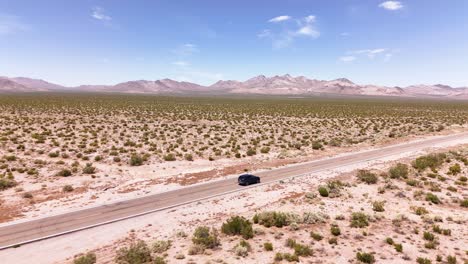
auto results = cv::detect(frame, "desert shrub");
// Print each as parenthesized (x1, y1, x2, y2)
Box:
(385, 237, 394, 245)
(413, 153, 445, 171)
(460, 199, 468, 208)
(184, 153, 193, 161)
(246, 148, 256, 156)
(293, 243, 312, 257)
(312, 141, 323, 150)
(263, 242, 273, 251)
(153, 256, 166, 264)
(448, 163, 461, 175)
(425, 193, 441, 204)
(152, 240, 172, 253)
(310, 232, 323, 241)
(115, 240, 152, 264)
(356, 252, 375, 263)
(82, 163, 96, 174)
(330, 224, 341, 236)
(394, 243, 403, 252)
(423, 231, 435, 241)
(73, 252, 96, 264)
(413, 206, 429, 215)
(253, 211, 298, 228)
(389, 163, 409, 179)
(192, 226, 219, 249)
(187, 244, 204, 255)
(302, 211, 330, 224)
(57, 169, 72, 177)
(221, 216, 254, 239)
(357, 170, 378, 184)
(282, 253, 299, 262)
(0, 178, 17, 190)
(446, 256, 456, 264)
(48, 151, 59, 158)
(318, 186, 329, 197)
(274, 252, 283, 261)
(130, 154, 144, 166)
(113, 156, 121, 162)
(372, 201, 385, 212)
(22, 192, 33, 199)
(350, 212, 369, 228)
(234, 239, 251, 257)
(94, 156, 102, 162)
(163, 153, 176, 161)
(328, 237, 338, 245)
(260, 147, 270, 154)
(62, 185, 74, 192)
(416, 257, 432, 264)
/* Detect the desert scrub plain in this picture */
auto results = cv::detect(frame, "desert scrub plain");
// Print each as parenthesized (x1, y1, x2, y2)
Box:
(0, 94, 467, 222)
(68, 147, 468, 264)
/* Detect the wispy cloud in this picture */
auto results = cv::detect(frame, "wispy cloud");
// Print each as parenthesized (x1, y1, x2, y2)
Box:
(0, 14, 29, 35)
(260, 15, 320, 49)
(172, 61, 190, 67)
(340, 48, 397, 62)
(339, 56, 356, 62)
(172, 43, 199, 57)
(268, 15, 291, 23)
(352, 48, 387, 58)
(379, 1, 404, 10)
(92, 7, 112, 21)
(340, 32, 350, 37)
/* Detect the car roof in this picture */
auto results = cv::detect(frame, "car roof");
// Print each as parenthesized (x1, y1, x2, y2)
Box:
(239, 174, 252, 177)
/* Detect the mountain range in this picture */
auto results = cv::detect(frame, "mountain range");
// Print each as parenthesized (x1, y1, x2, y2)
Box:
(1, 75, 467, 99)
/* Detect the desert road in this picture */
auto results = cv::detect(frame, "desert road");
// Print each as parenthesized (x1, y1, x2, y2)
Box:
(0, 132, 467, 250)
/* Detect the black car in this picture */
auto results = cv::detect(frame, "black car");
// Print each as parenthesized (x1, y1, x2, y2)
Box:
(238, 174, 260, 186)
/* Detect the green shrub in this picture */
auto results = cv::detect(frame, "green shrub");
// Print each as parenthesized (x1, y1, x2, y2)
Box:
(413, 153, 445, 171)
(57, 169, 72, 177)
(73, 252, 96, 264)
(372, 201, 385, 212)
(246, 148, 256, 156)
(253, 211, 297, 228)
(221, 216, 254, 239)
(447, 255, 456, 264)
(460, 199, 468, 208)
(62, 185, 74, 192)
(423, 231, 435, 241)
(385, 237, 394, 245)
(263, 242, 273, 251)
(330, 224, 341, 236)
(318, 186, 329, 197)
(356, 252, 375, 263)
(153, 256, 166, 264)
(350, 212, 369, 228)
(414, 206, 429, 215)
(115, 240, 152, 264)
(357, 170, 378, 184)
(310, 232, 323, 241)
(0, 178, 17, 190)
(163, 153, 176, 161)
(152, 240, 171, 253)
(82, 163, 96, 174)
(293, 243, 312, 257)
(448, 163, 461, 175)
(425, 193, 441, 204)
(130, 154, 144, 166)
(192, 226, 219, 249)
(260, 147, 270, 154)
(389, 163, 409, 179)
(416, 257, 432, 264)
(184, 153, 193, 161)
(394, 243, 403, 252)
(234, 239, 251, 257)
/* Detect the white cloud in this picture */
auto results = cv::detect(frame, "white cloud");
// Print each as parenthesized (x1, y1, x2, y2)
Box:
(268, 15, 291, 23)
(379, 1, 403, 10)
(352, 48, 387, 58)
(340, 32, 350, 37)
(172, 61, 190, 67)
(0, 14, 29, 35)
(92, 7, 112, 21)
(172, 43, 199, 56)
(339, 56, 356, 62)
(261, 15, 320, 49)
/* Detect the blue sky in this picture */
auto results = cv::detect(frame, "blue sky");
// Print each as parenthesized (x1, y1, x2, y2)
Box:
(1, 0, 467, 87)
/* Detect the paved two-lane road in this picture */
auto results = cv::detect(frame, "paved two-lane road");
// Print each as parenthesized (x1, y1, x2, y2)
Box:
(0, 132, 466, 249)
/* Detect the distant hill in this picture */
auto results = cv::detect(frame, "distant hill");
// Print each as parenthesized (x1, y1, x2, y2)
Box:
(1, 75, 467, 99)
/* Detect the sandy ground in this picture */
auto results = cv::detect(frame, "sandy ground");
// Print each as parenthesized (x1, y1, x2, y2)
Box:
(0, 134, 466, 263)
